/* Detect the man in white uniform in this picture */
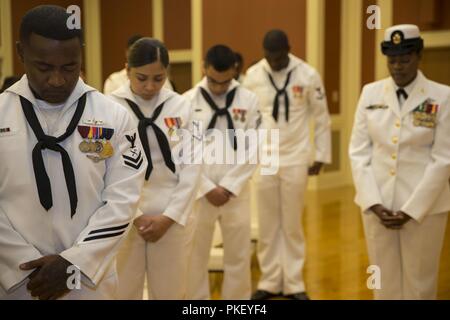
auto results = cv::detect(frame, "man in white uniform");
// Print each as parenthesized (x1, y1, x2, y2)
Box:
(243, 30, 331, 300)
(349, 24, 450, 300)
(185, 45, 261, 300)
(0, 5, 146, 300)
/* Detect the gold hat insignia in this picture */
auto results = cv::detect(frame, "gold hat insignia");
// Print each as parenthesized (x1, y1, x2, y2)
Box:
(392, 32, 402, 45)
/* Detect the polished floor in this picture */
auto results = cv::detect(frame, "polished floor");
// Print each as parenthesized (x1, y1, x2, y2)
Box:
(209, 186, 450, 300)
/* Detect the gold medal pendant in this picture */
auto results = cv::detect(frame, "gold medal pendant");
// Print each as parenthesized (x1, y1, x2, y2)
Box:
(99, 141, 114, 159)
(79, 140, 90, 153)
(87, 141, 97, 153)
(94, 141, 104, 153)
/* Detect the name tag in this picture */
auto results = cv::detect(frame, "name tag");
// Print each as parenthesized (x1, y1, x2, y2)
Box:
(0, 127, 18, 137)
(366, 104, 388, 110)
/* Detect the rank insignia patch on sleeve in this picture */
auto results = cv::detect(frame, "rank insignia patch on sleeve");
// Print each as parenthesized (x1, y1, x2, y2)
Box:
(122, 132, 144, 170)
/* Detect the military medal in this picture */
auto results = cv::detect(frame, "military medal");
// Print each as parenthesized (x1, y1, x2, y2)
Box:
(292, 85, 303, 99)
(94, 141, 104, 153)
(164, 117, 182, 136)
(100, 141, 114, 158)
(79, 140, 91, 152)
(240, 110, 247, 122)
(78, 125, 115, 162)
(233, 108, 247, 122)
(78, 125, 91, 153)
(412, 100, 439, 128)
(97, 128, 115, 159)
(233, 109, 239, 121)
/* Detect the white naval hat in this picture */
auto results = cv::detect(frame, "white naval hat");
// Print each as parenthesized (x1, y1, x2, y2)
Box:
(381, 24, 424, 56)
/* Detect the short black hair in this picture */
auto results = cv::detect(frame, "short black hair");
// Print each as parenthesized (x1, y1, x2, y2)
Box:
(127, 34, 143, 49)
(20, 5, 83, 44)
(204, 45, 236, 72)
(263, 29, 290, 52)
(127, 38, 169, 68)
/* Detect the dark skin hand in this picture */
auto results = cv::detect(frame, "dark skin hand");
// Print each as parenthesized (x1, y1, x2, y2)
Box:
(308, 161, 324, 176)
(20, 255, 73, 300)
(206, 186, 233, 207)
(370, 204, 412, 229)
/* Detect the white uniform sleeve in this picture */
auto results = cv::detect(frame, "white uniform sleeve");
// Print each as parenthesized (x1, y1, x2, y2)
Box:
(60, 110, 146, 287)
(242, 72, 256, 92)
(103, 76, 115, 95)
(197, 174, 218, 200)
(401, 93, 450, 222)
(163, 103, 202, 226)
(219, 95, 261, 196)
(349, 86, 383, 212)
(0, 206, 43, 291)
(307, 71, 332, 164)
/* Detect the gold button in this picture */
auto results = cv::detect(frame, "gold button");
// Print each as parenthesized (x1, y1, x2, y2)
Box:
(390, 169, 396, 176)
(392, 136, 398, 144)
(395, 121, 401, 128)
(392, 153, 397, 160)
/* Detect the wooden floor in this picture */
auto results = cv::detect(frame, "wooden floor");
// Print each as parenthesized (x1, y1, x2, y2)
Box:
(210, 186, 450, 300)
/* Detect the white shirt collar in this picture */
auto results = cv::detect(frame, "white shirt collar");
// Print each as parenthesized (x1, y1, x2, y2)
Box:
(111, 80, 176, 107)
(198, 76, 240, 97)
(6, 75, 95, 108)
(262, 53, 302, 75)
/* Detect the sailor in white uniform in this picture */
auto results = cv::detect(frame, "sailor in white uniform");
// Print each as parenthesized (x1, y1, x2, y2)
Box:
(243, 30, 331, 300)
(184, 45, 261, 300)
(109, 38, 201, 300)
(0, 5, 146, 300)
(349, 24, 450, 299)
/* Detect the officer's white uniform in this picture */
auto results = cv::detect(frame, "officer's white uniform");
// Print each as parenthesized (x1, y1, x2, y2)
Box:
(243, 54, 331, 294)
(350, 68, 450, 299)
(103, 68, 173, 95)
(109, 82, 201, 300)
(0, 76, 146, 299)
(184, 78, 261, 300)
(350, 25, 450, 300)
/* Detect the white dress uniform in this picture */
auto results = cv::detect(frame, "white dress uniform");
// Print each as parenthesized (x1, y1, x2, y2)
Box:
(184, 78, 261, 300)
(349, 69, 450, 299)
(0, 75, 146, 300)
(243, 54, 331, 295)
(109, 82, 201, 300)
(103, 68, 173, 95)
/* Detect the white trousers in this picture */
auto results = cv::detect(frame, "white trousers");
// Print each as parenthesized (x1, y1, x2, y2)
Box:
(187, 186, 251, 300)
(362, 211, 448, 299)
(255, 165, 308, 294)
(116, 213, 195, 300)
